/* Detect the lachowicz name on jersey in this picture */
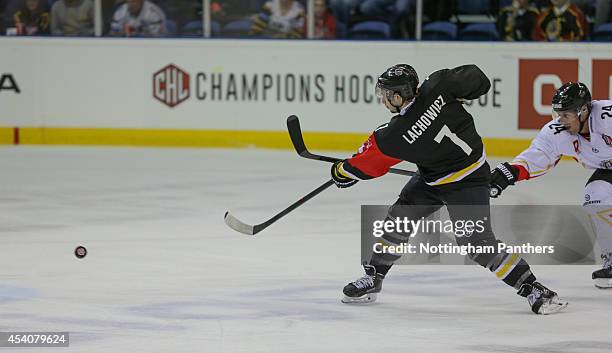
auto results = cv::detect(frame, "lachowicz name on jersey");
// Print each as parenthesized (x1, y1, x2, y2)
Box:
(402, 95, 446, 144)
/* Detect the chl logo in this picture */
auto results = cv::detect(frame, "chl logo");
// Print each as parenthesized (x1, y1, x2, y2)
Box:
(603, 134, 612, 147)
(153, 64, 190, 108)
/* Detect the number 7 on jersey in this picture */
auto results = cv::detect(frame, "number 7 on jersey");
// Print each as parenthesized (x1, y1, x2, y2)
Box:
(434, 125, 473, 155)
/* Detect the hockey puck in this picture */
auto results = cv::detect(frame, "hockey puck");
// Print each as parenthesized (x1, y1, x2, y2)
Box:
(74, 246, 87, 259)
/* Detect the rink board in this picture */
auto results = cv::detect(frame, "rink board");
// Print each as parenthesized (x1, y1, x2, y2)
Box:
(1, 38, 611, 155)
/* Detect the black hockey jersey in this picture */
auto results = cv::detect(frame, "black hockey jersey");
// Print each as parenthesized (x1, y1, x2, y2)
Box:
(342, 64, 490, 186)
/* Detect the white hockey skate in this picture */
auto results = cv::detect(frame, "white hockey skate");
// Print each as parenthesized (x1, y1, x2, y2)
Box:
(592, 253, 612, 289)
(341, 265, 384, 304)
(518, 282, 568, 315)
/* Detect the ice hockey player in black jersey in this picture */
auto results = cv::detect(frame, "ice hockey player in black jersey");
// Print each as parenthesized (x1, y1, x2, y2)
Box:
(331, 63, 568, 314)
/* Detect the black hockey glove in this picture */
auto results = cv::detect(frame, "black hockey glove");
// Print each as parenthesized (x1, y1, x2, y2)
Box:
(490, 162, 519, 198)
(331, 161, 358, 188)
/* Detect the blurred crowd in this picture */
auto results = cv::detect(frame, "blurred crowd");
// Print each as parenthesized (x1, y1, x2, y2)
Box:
(0, 0, 610, 41)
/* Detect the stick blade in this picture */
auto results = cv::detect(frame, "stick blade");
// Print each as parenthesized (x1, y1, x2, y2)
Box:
(224, 211, 255, 235)
(286, 115, 307, 155)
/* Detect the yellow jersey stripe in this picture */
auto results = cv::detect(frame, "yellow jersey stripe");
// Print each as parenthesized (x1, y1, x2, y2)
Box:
(427, 153, 486, 186)
(495, 253, 520, 279)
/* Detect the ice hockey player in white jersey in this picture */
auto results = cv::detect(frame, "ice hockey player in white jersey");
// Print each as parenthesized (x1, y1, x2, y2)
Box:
(490, 82, 612, 289)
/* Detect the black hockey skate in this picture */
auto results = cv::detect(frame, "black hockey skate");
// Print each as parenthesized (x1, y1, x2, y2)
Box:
(592, 253, 612, 289)
(341, 265, 384, 304)
(517, 281, 568, 315)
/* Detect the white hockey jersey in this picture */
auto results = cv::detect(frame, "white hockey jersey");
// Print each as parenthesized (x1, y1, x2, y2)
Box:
(110, 0, 167, 36)
(264, 0, 305, 34)
(513, 100, 612, 178)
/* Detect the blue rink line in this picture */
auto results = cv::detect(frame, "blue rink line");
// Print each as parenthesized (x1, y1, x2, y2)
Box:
(127, 296, 352, 321)
(1, 312, 188, 332)
(0, 285, 37, 303)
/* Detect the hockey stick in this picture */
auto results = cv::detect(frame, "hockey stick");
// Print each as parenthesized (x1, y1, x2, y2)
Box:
(286, 115, 416, 177)
(224, 179, 335, 235)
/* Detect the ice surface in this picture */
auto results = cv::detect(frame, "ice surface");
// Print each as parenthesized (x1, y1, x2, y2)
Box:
(0, 146, 608, 353)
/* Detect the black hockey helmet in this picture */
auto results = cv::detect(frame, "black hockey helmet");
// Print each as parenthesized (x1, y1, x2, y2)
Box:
(552, 82, 591, 113)
(375, 64, 419, 102)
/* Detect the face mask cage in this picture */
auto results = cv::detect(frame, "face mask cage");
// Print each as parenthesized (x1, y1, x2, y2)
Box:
(552, 103, 582, 121)
(375, 82, 394, 101)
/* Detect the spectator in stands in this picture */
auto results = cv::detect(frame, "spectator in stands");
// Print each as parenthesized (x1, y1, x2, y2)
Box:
(498, 0, 539, 41)
(50, 0, 94, 36)
(533, 0, 587, 41)
(109, 0, 167, 36)
(310, 0, 336, 39)
(10, 0, 49, 35)
(594, 0, 611, 29)
(250, 0, 305, 39)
